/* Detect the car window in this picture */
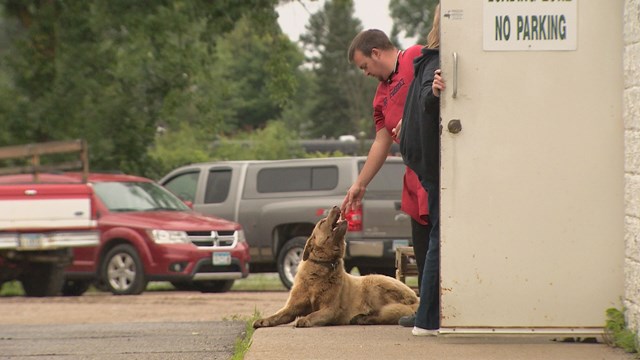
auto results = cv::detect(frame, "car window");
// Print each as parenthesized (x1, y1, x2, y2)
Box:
(162, 171, 199, 203)
(93, 181, 190, 212)
(359, 160, 403, 192)
(257, 166, 338, 193)
(204, 169, 231, 204)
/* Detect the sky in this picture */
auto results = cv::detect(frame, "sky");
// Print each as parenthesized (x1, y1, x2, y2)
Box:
(276, 0, 415, 49)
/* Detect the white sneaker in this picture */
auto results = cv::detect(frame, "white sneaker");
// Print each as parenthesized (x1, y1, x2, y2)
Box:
(412, 326, 439, 336)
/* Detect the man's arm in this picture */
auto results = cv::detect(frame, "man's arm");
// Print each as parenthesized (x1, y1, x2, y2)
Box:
(341, 129, 393, 214)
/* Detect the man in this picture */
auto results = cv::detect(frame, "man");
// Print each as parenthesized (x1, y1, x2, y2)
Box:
(342, 29, 428, 328)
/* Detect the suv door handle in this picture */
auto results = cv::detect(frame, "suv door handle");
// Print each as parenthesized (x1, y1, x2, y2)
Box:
(394, 201, 402, 211)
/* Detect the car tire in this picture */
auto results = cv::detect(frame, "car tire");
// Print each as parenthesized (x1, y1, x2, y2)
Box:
(61, 279, 91, 296)
(277, 236, 307, 290)
(101, 244, 147, 295)
(192, 280, 234, 293)
(20, 262, 65, 297)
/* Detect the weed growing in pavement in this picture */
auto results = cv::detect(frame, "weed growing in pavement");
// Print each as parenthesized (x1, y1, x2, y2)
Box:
(230, 308, 261, 360)
(604, 307, 638, 355)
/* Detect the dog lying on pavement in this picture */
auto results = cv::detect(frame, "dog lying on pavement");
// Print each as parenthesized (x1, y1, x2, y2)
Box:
(253, 206, 418, 328)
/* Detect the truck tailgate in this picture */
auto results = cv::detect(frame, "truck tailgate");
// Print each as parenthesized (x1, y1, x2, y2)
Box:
(361, 198, 411, 239)
(0, 184, 96, 230)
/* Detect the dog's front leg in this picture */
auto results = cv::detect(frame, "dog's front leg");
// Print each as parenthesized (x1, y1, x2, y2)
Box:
(253, 298, 310, 328)
(253, 307, 298, 328)
(295, 308, 337, 327)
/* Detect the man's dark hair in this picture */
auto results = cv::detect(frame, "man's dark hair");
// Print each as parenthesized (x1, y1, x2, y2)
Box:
(347, 29, 394, 63)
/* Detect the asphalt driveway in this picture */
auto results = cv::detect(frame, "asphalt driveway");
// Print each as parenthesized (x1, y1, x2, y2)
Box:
(0, 321, 245, 359)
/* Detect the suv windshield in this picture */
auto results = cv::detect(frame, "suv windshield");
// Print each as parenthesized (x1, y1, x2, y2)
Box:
(93, 181, 191, 212)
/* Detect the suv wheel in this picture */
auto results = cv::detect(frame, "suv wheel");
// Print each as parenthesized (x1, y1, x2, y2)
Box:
(277, 236, 307, 290)
(102, 244, 147, 295)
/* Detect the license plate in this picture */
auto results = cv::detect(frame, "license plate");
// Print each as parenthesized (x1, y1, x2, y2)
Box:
(19, 233, 46, 249)
(212, 252, 231, 266)
(392, 239, 410, 251)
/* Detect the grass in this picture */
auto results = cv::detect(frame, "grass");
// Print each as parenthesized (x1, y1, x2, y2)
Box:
(1, 272, 416, 296)
(604, 307, 639, 354)
(229, 309, 261, 360)
(0, 281, 23, 296)
(144, 273, 289, 292)
(231, 273, 287, 291)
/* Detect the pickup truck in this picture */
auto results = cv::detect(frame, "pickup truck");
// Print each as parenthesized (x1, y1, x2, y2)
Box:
(159, 156, 412, 289)
(0, 140, 100, 297)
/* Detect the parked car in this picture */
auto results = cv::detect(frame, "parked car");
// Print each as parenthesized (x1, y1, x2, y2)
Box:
(2, 172, 251, 296)
(159, 156, 411, 289)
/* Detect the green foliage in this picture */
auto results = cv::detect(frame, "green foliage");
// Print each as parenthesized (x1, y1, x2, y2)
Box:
(0, 0, 421, 173)
(212, 15, 303, 133)
(300, 0, 377, 139)
(605, 307, 638, 354)
(304, 150, 347, 158)
(147, 123, 211, 179)
(213, 120, 305, 161)
(0, 0, 293, 177)
(389, 0, 440, 46)
(0, 281, 23, 296)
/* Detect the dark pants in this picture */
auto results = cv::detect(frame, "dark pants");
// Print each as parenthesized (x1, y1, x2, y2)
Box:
(410, 218, 430, 291)
(415, 179, 440, 330)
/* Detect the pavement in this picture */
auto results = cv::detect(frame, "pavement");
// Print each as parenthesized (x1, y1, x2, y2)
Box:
(0, 321, 245, 360)
(245, 325, 636, 360)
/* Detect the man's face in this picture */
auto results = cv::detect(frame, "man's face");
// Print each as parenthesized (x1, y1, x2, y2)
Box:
(352, 48, 387, 82)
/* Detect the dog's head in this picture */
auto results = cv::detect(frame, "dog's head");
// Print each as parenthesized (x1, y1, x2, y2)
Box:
(303, 206, 348, 262)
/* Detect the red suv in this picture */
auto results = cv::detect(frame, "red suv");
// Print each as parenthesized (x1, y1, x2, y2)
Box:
(2, 173, 250, 296)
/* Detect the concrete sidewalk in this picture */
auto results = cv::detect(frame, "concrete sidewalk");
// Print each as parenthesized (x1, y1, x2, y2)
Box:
(245, 325, 635, 360)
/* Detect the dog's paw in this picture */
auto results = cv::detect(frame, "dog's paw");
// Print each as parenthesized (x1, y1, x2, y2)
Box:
(349, 314, 367, 325)
(294, 318, 312, 328)
(253, 319, 268, 329)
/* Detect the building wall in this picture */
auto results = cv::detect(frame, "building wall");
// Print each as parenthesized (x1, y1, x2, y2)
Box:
(624, 0, 640, 337)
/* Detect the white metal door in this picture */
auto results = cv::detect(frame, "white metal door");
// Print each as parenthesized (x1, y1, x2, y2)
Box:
(439, 0, 624, 333)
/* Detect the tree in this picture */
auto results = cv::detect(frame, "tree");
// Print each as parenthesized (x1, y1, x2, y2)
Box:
(389, 0, 439, 45)
(212, 15, 304, 133)
(212, 120, 305, 160)
(0, 0, 287, 176)
(300, 0, 377, 139)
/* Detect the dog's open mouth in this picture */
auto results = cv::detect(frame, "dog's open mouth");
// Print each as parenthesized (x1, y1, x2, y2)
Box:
(328, 207, 348, 234)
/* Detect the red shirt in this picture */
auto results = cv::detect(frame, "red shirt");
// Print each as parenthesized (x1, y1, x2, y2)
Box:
(373, 45, 423, 134)
(371, 45, 429, 225)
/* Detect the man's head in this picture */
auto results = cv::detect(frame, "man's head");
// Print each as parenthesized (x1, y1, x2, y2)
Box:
(347, 29, 397, 82)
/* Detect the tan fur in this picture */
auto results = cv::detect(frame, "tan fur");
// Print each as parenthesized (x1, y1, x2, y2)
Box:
(253, 206, 419, 328)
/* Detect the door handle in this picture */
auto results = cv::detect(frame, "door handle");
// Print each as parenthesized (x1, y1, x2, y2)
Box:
(452, 52, 458, 99)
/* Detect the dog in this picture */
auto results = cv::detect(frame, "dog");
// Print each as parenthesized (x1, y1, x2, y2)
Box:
(253, 206, 418, 328)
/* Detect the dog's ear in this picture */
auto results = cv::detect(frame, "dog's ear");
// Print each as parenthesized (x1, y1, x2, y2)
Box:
(303, 235, 314, 261)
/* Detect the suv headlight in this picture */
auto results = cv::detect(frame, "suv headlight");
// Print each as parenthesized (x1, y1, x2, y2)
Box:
(237, 229, 246, 243)
(148, 230, 189, 244)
